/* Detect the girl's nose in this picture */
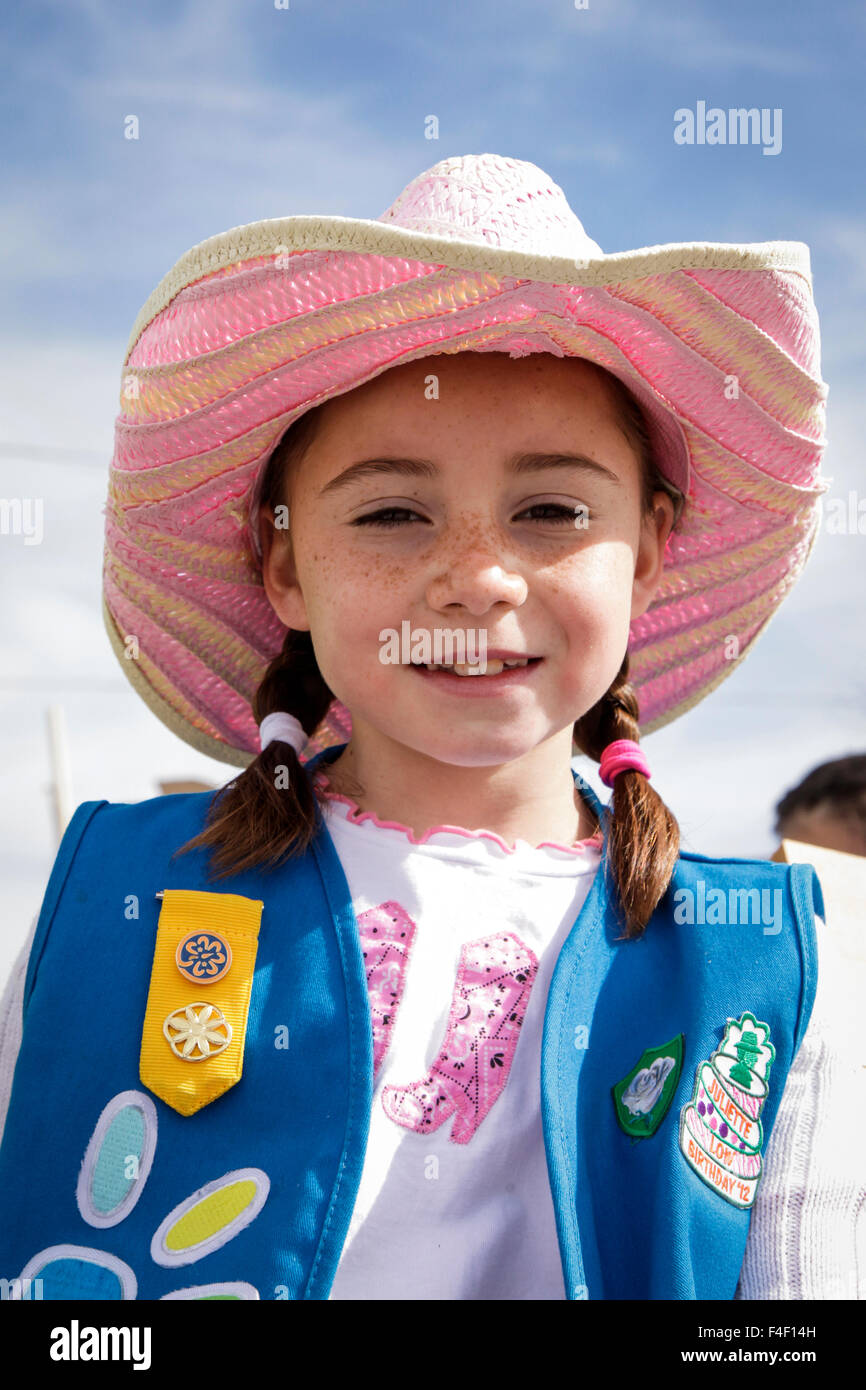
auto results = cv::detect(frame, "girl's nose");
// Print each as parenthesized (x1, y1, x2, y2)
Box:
(425, 551, 529, 615)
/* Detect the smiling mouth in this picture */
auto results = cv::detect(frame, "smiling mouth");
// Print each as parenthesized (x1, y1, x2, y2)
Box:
(409, 657, 543, 677)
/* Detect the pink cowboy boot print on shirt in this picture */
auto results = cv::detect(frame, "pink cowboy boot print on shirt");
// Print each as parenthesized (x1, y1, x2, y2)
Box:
(357, 901, 418, 1073)
(357, 904, 539, 1146)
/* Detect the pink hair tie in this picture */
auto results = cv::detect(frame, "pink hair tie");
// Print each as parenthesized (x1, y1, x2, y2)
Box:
(599, 739, 651, 788)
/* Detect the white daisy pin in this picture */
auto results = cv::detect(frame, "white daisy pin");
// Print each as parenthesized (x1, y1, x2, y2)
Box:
(163, 1003, 232, 1061)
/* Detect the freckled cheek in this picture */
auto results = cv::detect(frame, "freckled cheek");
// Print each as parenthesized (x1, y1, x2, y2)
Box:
(539, 551, 635, 701)
(298, 544, 413, 664)
(543, 544, 634, 624)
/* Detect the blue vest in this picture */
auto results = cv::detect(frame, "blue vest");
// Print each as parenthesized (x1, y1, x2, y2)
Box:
(0, 745, 821, 1300)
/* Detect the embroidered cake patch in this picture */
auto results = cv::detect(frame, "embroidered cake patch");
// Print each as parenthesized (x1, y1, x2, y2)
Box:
(678, 1013, 775, 1210)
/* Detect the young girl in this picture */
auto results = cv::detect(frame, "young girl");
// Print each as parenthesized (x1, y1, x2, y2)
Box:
(0, 153, 856, 1301)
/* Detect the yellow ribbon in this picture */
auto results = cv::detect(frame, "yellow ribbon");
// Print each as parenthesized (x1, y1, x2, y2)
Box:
(139, 889, 263, 1117)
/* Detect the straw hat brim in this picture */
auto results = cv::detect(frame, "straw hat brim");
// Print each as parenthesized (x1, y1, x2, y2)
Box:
(123, 213, 814, 363)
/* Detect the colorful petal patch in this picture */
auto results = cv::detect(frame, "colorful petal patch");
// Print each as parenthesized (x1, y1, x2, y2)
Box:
(16, 1245, 137, 1299)
(77, 1090, 158, 1228)
(150, 1167, 270, 1267)
(18, 892, 275, 1296)
(678, 1012, 776, 1209)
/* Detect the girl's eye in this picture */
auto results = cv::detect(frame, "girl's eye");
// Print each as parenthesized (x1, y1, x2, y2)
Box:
(351, 507, 425, 528)
(352, 503, 590, 528)
(516, 502, 591, 524)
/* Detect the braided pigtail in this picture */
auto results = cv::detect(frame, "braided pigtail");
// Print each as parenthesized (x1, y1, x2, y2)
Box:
(174, 628, 336, 878)
(174, 400, 339, 877)
(573, 652, 680, 939)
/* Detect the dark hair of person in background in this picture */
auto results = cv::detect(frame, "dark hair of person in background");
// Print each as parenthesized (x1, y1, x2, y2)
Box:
(775, 754, 866, 858)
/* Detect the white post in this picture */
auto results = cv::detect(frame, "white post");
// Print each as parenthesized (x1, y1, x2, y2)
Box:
(46, 704, 73, 843)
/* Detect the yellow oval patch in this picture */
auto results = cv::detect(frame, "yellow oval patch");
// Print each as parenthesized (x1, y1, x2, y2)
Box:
(165, 1179, 258, 1251)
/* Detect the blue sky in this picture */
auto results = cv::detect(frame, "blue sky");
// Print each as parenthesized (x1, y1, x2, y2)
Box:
(3, 0, 865, 358)
(1, 0, 864, 976)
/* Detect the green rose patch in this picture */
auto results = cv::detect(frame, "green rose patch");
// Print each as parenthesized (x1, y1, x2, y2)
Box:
(612, 1033, 684, 1139)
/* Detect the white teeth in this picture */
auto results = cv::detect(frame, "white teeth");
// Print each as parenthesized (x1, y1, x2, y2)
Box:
(420, 658, 530, 676)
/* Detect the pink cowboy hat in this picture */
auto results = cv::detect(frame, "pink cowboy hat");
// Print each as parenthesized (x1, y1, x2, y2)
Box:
(103, 152, 829, 767)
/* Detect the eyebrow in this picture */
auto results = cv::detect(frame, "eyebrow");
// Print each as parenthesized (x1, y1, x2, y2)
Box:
(318, 452, 623, 497)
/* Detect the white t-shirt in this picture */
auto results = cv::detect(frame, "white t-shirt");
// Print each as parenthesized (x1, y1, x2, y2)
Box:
(316, 781, 603, 1300)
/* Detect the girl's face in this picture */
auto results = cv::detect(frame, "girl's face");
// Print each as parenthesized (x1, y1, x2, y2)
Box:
(260, 352, 675, 769)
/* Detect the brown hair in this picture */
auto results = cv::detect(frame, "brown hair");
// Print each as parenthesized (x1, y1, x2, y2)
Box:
(176, 358, 685, 938)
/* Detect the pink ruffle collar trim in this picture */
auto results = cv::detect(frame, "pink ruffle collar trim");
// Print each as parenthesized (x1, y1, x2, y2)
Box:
(313, 769, 603, 858)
